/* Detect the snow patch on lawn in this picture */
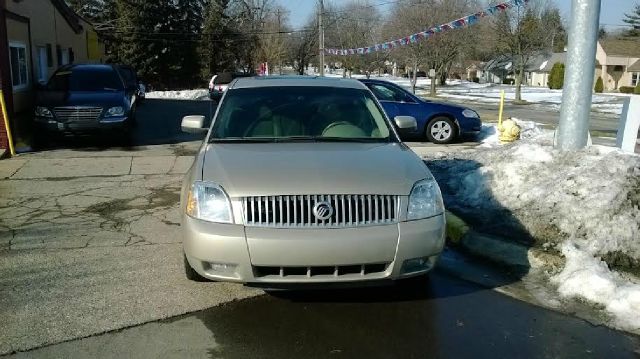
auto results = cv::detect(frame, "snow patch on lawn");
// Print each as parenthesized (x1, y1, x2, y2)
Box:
(146, 89, 209, 101)
(428, 132, 640, 331)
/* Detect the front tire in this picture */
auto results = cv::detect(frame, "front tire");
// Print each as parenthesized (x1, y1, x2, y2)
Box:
(426, 117, 456, 144)
(184, 254, 209, 282)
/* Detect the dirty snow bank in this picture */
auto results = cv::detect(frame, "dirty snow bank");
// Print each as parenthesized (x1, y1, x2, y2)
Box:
(427, 129, 640, 330)
(146, 89, 209, 101)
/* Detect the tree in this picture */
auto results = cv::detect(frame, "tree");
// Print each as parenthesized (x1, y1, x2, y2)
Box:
(548, 62, 564, 89)
(324, 0, 384, 78)
(540, 7, 566, 52)
(258, 7, 289, 75)
(113, 0, 176, 88)
(598, 27, 608, 40)
(199, 0, 235, 81)
(165, 0, 207, 88)
(594, 76, 604, 93)
(494, 2, 547, 102)
(386, 0, 477, 94)
(623, 3, 640, 37)
(287, 18, 318, 75)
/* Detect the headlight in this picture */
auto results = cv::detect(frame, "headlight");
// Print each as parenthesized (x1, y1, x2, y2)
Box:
(407, 179, 444, 220)
(35, 106, 53, 118)
(462, 109, 479, 118)
(185, 181, 233, 223)
(106, 106, 125, 117)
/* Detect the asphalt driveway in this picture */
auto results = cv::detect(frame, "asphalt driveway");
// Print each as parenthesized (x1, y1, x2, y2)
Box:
(0, 99, 261, 355)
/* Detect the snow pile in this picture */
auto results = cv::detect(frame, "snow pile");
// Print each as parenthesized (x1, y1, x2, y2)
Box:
(553, 242, 640, 331)
(428, 135, 640, 330)
(146, 89, 209, 101)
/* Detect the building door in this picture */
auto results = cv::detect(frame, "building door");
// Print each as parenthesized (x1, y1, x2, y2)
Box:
(37, 47, 48, 83)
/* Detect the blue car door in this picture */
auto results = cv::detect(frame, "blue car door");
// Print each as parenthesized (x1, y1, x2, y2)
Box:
(368, 83, 423, 136)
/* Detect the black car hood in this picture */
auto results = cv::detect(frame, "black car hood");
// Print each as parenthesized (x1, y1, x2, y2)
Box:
(37, 91, 126, 107)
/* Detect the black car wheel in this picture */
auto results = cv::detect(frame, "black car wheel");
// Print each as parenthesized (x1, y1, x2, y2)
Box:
(184, 254, 209, 282)
(426, 116, 456, 144)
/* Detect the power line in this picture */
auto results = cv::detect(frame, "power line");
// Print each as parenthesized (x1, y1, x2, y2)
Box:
(323, 0, 412, 15)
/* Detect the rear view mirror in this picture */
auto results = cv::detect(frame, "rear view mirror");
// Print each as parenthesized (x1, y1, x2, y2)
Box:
(181, 115, 207, 134)
(394, 116, 418, 132)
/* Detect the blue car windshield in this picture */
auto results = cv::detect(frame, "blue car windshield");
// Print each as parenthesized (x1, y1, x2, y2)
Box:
(209, 86, 395, 143)
(48, 68, 124, 92)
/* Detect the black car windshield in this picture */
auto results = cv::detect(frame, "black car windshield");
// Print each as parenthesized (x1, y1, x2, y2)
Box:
(210, 86, 394, 143)
(48, 67, 124, 92)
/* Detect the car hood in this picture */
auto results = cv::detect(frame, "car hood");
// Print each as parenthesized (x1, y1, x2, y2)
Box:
(200, 142, 430, 197)
(36, 91, 126, 108)
(419, 97, 467, 111)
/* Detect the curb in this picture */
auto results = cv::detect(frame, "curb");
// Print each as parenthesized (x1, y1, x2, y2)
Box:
(445, 211, 565, 272)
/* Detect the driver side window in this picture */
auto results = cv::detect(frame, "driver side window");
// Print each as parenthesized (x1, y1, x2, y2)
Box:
(369, 84, 415, 104)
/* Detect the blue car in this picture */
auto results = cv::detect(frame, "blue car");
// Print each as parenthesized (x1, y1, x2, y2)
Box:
(359, 79, 482, 144)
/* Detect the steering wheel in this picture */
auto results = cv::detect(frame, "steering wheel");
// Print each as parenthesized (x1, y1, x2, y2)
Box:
(321, 121, 354, 136)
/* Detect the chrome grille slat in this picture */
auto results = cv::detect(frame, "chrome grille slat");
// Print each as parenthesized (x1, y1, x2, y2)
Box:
(53, 107, 103, 122)
(243, 194, 400, 228)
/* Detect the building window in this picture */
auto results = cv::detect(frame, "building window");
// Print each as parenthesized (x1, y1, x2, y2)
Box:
(633, 73, 639, 87)
(9, 42, 29, 90)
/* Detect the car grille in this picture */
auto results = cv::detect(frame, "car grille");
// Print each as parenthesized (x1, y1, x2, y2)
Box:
(253, 263, 390, 279)
(242, 194, 400, 228)
(53, 107, 103, 122)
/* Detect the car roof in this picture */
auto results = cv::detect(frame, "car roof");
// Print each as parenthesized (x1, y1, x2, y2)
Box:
(59, 63, 117, 72)
(358, 78, 395, 84)
(230, 76, 368, 90)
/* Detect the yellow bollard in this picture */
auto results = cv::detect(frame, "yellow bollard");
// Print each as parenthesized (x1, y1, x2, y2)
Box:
(498, 90, 505, 128)
(0, 90, 16, 156)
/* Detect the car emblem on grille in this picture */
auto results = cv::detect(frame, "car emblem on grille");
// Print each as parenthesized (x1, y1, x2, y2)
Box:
(313, 201, 334, 221)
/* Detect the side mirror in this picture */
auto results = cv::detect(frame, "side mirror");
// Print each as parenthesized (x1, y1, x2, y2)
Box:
(181, 115, 207, 134)
(394, 116, 418, 132)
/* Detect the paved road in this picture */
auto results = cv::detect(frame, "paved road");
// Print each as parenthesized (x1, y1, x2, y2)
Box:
(11, 263, 640, 359)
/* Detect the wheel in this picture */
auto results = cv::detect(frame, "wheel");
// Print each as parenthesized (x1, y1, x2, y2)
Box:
(426, 117, 456, 144)
(184, 254, 209, 282)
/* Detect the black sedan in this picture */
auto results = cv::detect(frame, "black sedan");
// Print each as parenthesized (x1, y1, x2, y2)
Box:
(34, 64, 138, 137)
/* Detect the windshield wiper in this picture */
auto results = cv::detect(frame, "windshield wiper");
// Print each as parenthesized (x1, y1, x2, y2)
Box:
(103, 87, 119, 92)
(210, 137, 278, 143)
(313, 137, 390, 143)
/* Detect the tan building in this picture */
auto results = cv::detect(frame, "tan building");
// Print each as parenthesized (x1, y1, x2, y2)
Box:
(0, 0, 105, 116)
(595, 38, 640, 91)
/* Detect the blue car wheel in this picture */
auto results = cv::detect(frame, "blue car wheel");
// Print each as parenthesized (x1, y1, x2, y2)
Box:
(426, 117, 456, 144)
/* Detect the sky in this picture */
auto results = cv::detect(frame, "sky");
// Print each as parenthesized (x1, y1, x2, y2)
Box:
(278, 0, 636, 30)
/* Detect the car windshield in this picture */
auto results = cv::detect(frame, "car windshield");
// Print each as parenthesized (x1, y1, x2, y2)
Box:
(48, 67, 124, 92)
(209, 86, 394, 143)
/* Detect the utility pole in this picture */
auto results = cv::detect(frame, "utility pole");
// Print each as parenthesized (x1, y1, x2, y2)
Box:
(277, 8, 282, 75)
(556, 0, 602, 150)
(318, 0, 325, 77)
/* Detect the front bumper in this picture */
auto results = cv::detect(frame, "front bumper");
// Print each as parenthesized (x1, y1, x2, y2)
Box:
(34, 116, 129, 132)
(182, 214, 446, 285)
(459, 117, 482, 135)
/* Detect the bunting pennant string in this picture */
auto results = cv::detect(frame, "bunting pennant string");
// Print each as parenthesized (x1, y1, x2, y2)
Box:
(325, 0, 528, 56)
